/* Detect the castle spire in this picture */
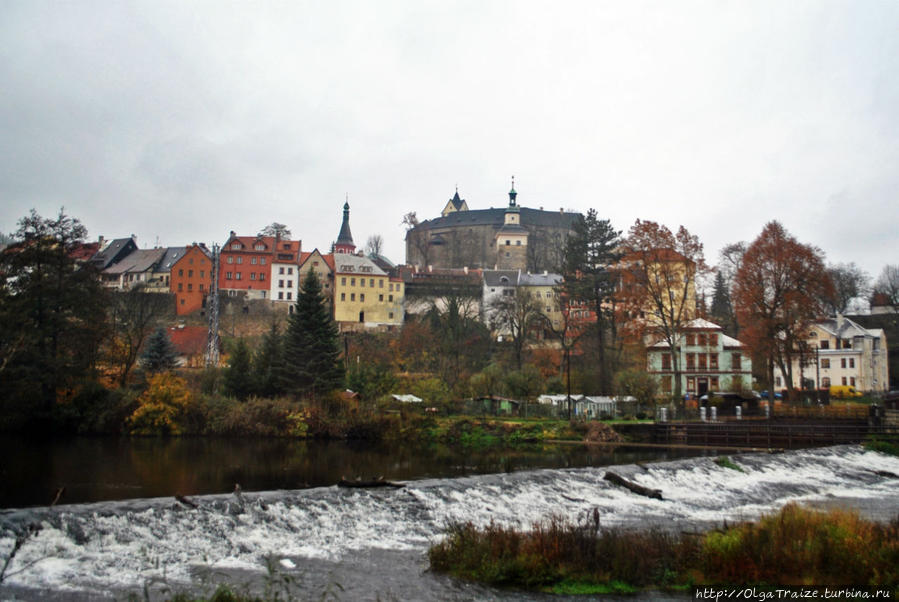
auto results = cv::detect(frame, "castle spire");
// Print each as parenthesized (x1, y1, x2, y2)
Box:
(508, 175, 517, 206)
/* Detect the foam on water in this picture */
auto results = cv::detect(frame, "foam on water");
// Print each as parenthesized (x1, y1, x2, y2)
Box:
(2, 444, 898, 597)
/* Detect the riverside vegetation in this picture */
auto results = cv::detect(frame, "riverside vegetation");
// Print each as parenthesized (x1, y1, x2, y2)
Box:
(428, 503, 899, 595)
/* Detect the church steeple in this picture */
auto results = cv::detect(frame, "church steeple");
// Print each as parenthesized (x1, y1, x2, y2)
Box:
(335, 196, 356, 254)
(508, 175, 517, 206)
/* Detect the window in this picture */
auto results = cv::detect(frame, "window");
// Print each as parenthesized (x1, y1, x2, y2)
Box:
(341, 293, 345, 301)
(849, 358, 855, 368)
(180, 298, 185, 305)
(226, 272, 232, 280)
(370, 279, 374, 287)
(251, 257, 257, 265)
(821, 358, 830, 369)
(351, 278, 356, 286)
(341, 277, 347, 285)
(661, 354, 671, 370)
(710, 354, 718, 369)
(841, 358, 847, 368)
(200, 270, 204, 278)
(697, 334, 707, 346)
(379, 294, 384, 301)
(199, 284, 204, 292)
(686, 334, 695, 346)
(231, 242, 241, 250)
(279, 280, 284, 287)
(842, 376, 847, 386)
(661, 376, 672, 393)
(188, 283, 192, 291)
(260, 258, 266, 265)
(279, 267, 285, 274)
(360, 294, 365, 302)
(686, 354, 695, 369)
(227, 256, 233, 264)
(287, 292, 292, 300)
(389, 312, 394, 319)
(360, 279, 365, 287)
(178, 283, 183, 291)
(278, 292, 284, 300)
(286, 280, 291, 288)
(516, 240, 521, 245)
(389, 283, 394, 291)
(775, 376, 782, 387)
(687, 377, 695, 392)
(820, 340, 829, 349)
(178, 269, 184, 276)
(379, 280, 383, 288)
(237, 257, 243, 264)
(709, 334, 718, 346)
(250, 273, 256, 280)
(698, 354, 707, 369)
(842, 340, 851, 349)
(236, 273, 242, 280)
(505, 240, 510, 246)
(711, 376, 719, 389)
(850, 377, 856, 387)
(288, 268, 293, 275)
(822, 377, 831, 387)
(389, 294, 394, 302)
(255, 244, 265, 251)
(260, 273, 265, 281)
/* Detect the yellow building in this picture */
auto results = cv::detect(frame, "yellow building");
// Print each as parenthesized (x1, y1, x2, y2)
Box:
(332, 253, 403, 331)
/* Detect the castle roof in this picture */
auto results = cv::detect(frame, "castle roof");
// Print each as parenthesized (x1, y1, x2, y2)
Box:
(416, 207, 580, 231)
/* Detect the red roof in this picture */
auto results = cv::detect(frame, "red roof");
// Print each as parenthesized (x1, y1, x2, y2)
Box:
(69, 242, 101, 262)
(168, 326, 208, 356)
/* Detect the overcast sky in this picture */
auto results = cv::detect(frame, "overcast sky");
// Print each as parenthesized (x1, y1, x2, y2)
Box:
(2, 1, 897, 281)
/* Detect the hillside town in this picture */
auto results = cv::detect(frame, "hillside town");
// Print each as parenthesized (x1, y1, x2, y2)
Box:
(2, 182, 895, 425)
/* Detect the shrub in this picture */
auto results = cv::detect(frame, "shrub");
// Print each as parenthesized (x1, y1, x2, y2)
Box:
(128, 373, 193, 435)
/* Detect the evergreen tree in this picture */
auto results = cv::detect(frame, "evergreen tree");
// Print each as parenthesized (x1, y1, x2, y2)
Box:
(0, 209, 108, 422)
(254, 321, 285, 397)
(709, 271, 736, 336)
(141, 327, 178, 374)
(560, 209, 622, 394)
(282, 271, 344, 398)
(224, 338, 254, 400)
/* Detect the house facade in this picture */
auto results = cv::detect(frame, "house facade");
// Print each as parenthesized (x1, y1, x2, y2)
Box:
(218, 233, 299, 300)
(773, 316, 889, 393)
(647, 318, 752, 396)
(170, 244, 214, 315)
(146, 247, 187, 294)
(332, 253, 403, 330)
(100, 248, 166, 290)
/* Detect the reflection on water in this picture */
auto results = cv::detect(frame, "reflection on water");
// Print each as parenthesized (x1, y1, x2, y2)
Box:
(0, 435, 711, 508)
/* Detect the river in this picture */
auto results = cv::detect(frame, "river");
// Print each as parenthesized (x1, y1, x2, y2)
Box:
(1, 441, 898, 600)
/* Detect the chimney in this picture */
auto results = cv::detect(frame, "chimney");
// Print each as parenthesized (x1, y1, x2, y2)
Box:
(98, 235, 105, 248)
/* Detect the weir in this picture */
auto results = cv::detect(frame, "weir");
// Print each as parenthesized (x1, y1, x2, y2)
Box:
(1, 445, 898, 601)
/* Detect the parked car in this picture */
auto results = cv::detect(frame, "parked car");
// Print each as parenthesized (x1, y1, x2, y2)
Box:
(760, 390, 783, 400)
(829, 385, 862, 399)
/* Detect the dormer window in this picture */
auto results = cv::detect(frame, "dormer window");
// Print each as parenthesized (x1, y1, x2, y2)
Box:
(254, 244, 266, 251)
(231, 242, 242, 250)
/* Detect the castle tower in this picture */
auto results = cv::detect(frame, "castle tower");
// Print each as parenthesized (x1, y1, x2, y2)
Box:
(334, 199, 356, 254)
(494, 177, 528, 269)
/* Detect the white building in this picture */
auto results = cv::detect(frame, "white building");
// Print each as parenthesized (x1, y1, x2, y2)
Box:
(773, 316, 889, 393)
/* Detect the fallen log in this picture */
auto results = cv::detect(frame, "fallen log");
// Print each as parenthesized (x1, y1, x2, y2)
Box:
(603, 471, 663, 500)
(338, 476, 404, 489)
(175, 494, 199, 509)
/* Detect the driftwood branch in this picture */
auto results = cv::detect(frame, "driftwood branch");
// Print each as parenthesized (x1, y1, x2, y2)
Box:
(603, 471, 663, 500)
(338, 476, 404, 489)
(175, 495, 198, 509)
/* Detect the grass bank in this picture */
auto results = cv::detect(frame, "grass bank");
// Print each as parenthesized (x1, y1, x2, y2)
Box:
(428, 503, 899, 594)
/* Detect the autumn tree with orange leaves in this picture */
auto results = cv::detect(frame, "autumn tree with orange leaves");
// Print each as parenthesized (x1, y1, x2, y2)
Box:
(620, 220, 708, 401)
(732, 221, 833, 399)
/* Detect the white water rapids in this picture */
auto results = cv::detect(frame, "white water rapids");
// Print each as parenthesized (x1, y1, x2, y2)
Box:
(2, 445, 898, 600)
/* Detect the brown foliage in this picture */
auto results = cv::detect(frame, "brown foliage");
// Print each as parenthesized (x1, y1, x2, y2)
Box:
(732, 222, 833, 396)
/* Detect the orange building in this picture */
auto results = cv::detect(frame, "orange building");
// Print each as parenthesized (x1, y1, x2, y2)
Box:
(170, 244, 214, 315)
(219, 232, 301, 300)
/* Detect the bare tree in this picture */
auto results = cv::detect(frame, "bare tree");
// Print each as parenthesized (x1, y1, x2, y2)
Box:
(824, 262, 870, 315)
(874, 265, 899, 306)
(487, 287, 544, 369)
(365, 234, 384, 256)
(107, 284, 171, 386)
